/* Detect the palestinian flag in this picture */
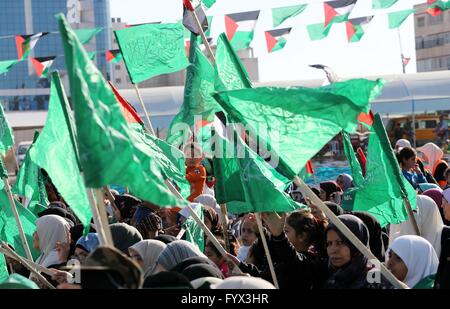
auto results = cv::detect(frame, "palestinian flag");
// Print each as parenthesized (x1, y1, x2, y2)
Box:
(346, 16, 373, 43)
(109, 81, 144, 125)
(272, 4, 307, 27)
(225, 10, 260, 50)
(15, 32, 49, 60)
(183, 3, 209, 35)
(264, 28, 292, 53)
(106, 49, 123, 63)
(324, 0, 357, 27)
(31, 56, 55, 78)
(427, 0, 450, 16)
(402, 55, 410, 67)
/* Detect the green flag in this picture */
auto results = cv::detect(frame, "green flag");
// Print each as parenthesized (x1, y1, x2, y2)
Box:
(29, 72, 91, 230)
(114, 22, 189, 84)
(342, 131, 365, 186)
(87, 51, 96, 61)
(272, 4, 307, 27)
(307, 23, 333, 41)
(0, 104, 14, 156)
(214, 79, 385, 179)
(341, 114, 417, 227)
(388, 9, 415, 29)
(0, 60, 20, 75)
(57, 14, 186, 208)
(74, 27, 103, 44)
(0, 160, 39, 260)
(12, 131, 49, 214)
(372, 0, 399, 9)
(181, 204, 204, 252)
(166, 35, 217, 147)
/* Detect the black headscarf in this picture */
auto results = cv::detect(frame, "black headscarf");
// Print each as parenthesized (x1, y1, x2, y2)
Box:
(350, 211, 385, 261)
(110, 223, 143, 254)
(324, 214, 370, 289)
(324, 201, 344, 216)
(143, 271, 192, 289)
(154, 235, 177, 244)
(114, 194, 141, 223)
(320, 181, 342, 201)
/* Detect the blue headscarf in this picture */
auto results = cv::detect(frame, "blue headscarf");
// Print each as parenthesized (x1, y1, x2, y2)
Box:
(76, 233, 100, 253)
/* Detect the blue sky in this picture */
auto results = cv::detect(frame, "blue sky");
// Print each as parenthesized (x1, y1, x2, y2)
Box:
(110, 0, 425, 82)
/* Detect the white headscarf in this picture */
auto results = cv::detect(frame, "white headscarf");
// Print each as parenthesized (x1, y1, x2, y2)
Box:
(389, 195, 444, 256)
(35, 215, 71, 267)
(129, 239, 167, 277)
(417, 142, 443, 172)
(395, 139, 411, 153)
(388, 235, 439, 288)
(211, 276, 276, 289)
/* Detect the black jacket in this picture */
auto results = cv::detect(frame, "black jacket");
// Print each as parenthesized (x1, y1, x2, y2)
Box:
(435, 226, 450, 289)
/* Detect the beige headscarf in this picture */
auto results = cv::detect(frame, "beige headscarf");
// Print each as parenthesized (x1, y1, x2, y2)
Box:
(389, 195, 444, 257)
(35, 215, 71, 267)
(417, 142, 444, 173)
(129, 239, 166, 277)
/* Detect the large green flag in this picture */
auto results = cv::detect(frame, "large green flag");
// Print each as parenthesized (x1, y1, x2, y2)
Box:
(166, 34, 217, 146)
(74, 27, 103, 44)
(388, 9, 415, 29)
(12, 131, 49, 215)
(0, 161, 40, 260)
(57, 14, 186, 208)
(307, 23, 333, 41)
(29, 72, 91, 230)
(214, 79, 385, 179)
(272, 4, 307, 27)
(0, 60, 20, 75)
(341, 114, 416, 227)
(372, 0, 399, 9)
(114, 22, 189, 84)
(0, 104, 14, 156)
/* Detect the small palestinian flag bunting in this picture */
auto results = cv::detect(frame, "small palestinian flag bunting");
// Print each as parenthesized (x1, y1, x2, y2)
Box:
(324, 0, 357, 27)
(346, 16, 373, 43)
(264, 27, 292, 53)
(106, 49, 123, 63)
(388, 9, 415, 29)
(15, 32, 49, 60)
(109, 81, 144, 125)
(183, 3, 209, 35)
(402, 55, 410, 66)
(307, 22, 333, 41)
(272, 4, 307, 27)
(372, 0, 399, 9)
(225, 10, 260, 50)
(31, 56, 55, 78)
(427, 0, 450, 16)
(0, 59, 20, 75)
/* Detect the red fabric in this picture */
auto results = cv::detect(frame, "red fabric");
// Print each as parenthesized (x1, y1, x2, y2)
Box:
(186, 165, 206, 202)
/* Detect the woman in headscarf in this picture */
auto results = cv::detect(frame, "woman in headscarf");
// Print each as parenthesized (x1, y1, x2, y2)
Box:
(153, 240, 206, 274)
(423, 187, 450, 226)
(319, 181, 343, 204)
(350, 211, 386, 261)
(387, 235, 439, 289)
(74, 233, 100, 265)
(324, 214, 387, 289)
(417, 142, 448, 188)
(394, 139, 411, 153)
(237, 213, 259, 262)
(112, 194, 141, 224)
(389, 195, 444, 256)
(131, 206, 163, 239)
(33, 215, 71, 268)
(336, 174, 353, 192)
(128, 239, 167, 278)
(110, 223, 143, 254)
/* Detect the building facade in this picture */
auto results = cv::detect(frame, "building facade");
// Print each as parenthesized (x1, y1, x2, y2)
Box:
(415, 3, 450, 72)
(0, 0, 112, 111)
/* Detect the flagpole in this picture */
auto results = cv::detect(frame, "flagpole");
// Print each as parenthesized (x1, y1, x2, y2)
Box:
(187, 3, 216, 63)
(0, 158, 33, 262)
(293, 176, 405, 289)
(255, 213, 280, 289)
(219, 203, 230, 253)
(396, 29, 406, 74)
(133, 83, 155, 135)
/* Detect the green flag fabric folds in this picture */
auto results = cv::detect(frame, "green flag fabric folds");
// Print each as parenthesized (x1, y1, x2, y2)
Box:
(0, 104, 14, 156)
(214, 79, 385, 179)
(181, 203, 204, 252)
(272, 4, 307, 27)
(29, 72, 91, 230)
(57, 14, 186, 208)
(114, 22, 189, 84)
(341, 114, 417, 227)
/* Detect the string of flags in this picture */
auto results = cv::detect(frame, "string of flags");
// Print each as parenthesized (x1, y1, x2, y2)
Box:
(0, 0, 433, 78)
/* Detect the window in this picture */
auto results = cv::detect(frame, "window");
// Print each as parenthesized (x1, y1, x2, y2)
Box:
(416, 36, 424, 50)
(115, 78, 122, 84)
(417, 17, 425, 27)
(425, 120, 437, 129)
(428, 13, 443, 25)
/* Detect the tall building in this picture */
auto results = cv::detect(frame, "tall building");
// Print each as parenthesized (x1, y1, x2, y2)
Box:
(415, 3, 450, 72)
(0, 0, 112, 111)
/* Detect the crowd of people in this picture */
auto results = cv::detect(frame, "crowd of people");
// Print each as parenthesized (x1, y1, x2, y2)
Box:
(1, 138, 449, 290)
